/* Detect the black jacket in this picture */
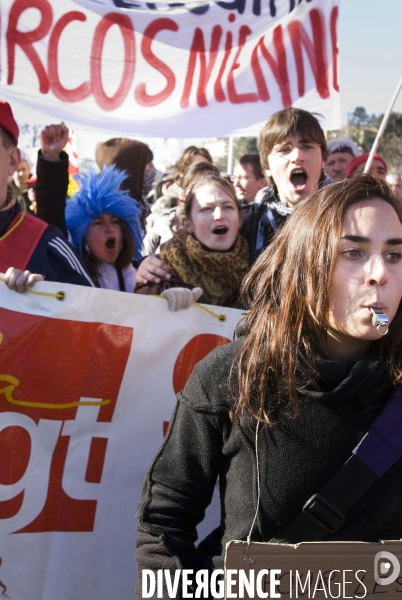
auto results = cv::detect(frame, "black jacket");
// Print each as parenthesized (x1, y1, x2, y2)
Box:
(0, 200, 93, 286)
(35, 150, 69, 237)
(136, 339, 402, 598)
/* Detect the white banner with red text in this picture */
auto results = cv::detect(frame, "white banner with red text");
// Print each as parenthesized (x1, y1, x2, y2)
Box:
(0, 278, 240, 600)
(0, 0, 340, 137)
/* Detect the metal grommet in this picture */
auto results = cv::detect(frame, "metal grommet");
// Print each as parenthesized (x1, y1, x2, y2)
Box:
(56, 291, 66, 301)
(218, 314, 226, 322)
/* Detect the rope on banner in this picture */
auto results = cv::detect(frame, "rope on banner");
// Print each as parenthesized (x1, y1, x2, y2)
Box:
(151, 294, 227, 321)
(0, 283, 227, 317)
(194, 301, 227, 322)
(0, 277, 66, 301)
(0, 374, 111, 409)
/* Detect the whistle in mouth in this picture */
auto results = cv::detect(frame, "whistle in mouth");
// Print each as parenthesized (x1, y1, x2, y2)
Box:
(370, 307, 389, 329)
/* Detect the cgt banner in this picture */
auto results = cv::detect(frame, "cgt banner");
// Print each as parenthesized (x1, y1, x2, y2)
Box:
(0, 0, 340, 137)
(0, 278, 241, 600)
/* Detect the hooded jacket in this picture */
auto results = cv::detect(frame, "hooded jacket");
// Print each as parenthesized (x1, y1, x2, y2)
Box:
(136, 338, 402, 598)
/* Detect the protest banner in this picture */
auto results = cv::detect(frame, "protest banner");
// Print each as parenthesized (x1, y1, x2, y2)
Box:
(0, 278, 242, 599)
(0, 0, 340, 137)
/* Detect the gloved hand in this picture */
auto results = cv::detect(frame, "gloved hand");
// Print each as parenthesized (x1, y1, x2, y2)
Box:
(161, 287, 203, 311)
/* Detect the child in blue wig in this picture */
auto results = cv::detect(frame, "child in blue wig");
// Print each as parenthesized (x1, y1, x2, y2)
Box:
(65, 165, 143, 291)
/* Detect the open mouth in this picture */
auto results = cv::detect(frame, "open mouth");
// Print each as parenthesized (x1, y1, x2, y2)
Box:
(212, 226, 229, 236)
(290, 168, 307, 187)
(105, 238, 116, 250)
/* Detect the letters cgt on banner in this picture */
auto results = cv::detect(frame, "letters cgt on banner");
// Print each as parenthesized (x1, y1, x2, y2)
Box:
(0, 279, 241, 600)
(0, 0, 340, 136)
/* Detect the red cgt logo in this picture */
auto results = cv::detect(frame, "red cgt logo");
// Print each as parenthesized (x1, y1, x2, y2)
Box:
(0, 307, 132, 534)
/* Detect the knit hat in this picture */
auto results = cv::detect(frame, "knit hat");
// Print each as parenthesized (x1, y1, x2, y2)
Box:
(346, 152, 387, 178)
(0, 100, 19, 145)
(327, 136, 360, 158)
(65, 165, 143, 262)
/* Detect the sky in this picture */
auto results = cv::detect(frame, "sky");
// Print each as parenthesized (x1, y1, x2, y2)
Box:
(338, 0, 402, 123)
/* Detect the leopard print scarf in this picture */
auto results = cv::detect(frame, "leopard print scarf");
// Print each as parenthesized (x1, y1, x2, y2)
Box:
(160, 229, 249, 306)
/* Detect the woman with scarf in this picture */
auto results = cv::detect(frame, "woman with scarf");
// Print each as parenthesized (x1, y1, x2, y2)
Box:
(136, 174, 402, 598)
(135, 173, 249, 309)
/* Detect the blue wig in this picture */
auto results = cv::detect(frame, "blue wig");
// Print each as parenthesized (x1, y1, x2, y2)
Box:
(65, 165, 143, 262)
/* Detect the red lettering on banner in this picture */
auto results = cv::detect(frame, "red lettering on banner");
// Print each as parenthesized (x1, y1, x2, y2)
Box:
(0, 307, 132, 533)
(48, 11, 91, 102)
(135, 18, 178, 107)
(330, 5, 339, 92)
(3, 3, 336, 113)
(85, 437, 108, 483)
(0, 491, 24, 520)
(18, 434, 97, 533)
(251, 25, 292, 107)
(0, 426, 30, 485)
(214, 30, 232, 102)
(288, 8, 329, 100)
(172, 333, 231, 394)
(91, 12, 135, 111)
(227, 25, 258, 104)
(180, 25, 222, 109)
(6, 0, 52, 94)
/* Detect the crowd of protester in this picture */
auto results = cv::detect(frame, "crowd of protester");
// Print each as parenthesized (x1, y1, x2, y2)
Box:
(1, 97, 402, 599)
(2, 97, 395, 304)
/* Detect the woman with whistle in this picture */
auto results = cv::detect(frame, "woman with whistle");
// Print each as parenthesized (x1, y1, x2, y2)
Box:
(136, 174, 402, 598)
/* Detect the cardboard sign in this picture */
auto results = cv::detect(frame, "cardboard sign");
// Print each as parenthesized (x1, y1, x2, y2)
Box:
(225, 540, 402, 599)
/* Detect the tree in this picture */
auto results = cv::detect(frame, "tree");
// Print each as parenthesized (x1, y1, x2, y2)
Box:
(209, 137, 259, 173)
(19, 123, 41, 148)
(345, 107, 402, 171)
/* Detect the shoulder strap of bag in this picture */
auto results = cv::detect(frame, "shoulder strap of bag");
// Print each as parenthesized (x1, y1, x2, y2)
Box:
(0, 212, 48, 273)
(270, 387, 402, 543)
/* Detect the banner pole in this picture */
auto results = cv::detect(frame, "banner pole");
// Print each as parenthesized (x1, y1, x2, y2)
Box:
(227, 136, 234, 175)
(364, 73, 402, 173)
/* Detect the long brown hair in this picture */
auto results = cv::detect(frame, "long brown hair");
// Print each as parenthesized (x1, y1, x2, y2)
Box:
(233, 174, 402, 425)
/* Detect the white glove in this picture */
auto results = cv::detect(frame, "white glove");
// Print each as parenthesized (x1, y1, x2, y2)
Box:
(161, 287, 203, 311)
